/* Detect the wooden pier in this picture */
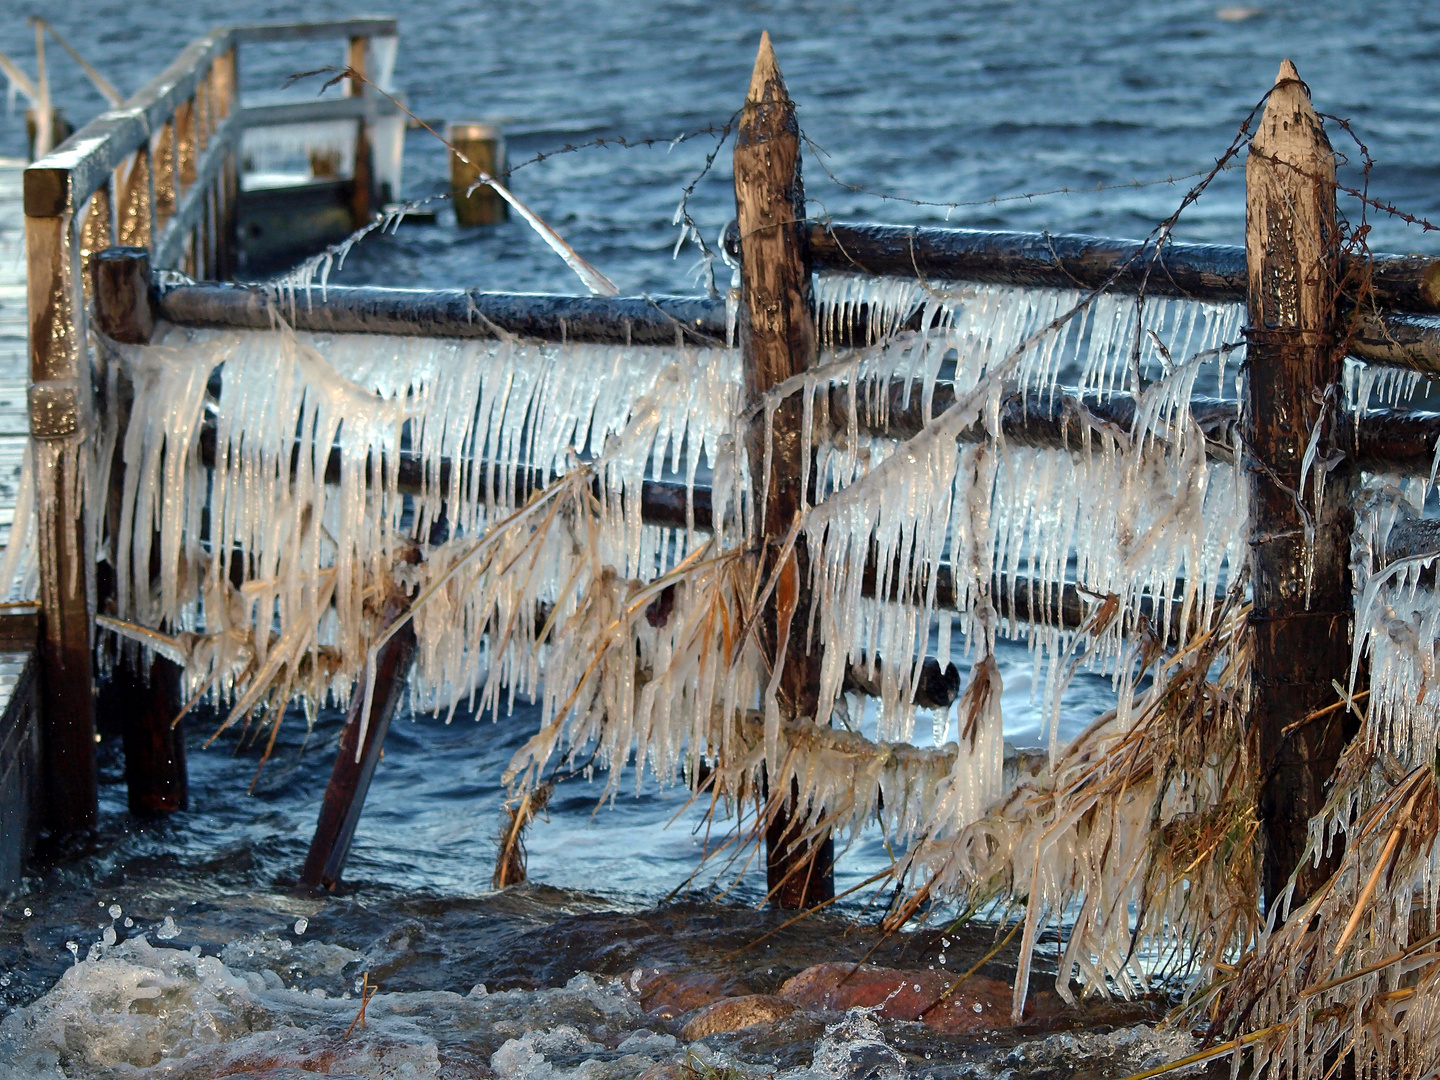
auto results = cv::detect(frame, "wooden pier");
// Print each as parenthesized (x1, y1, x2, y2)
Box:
(0, 155, 42, 894)
(11, 19, 1440, 937)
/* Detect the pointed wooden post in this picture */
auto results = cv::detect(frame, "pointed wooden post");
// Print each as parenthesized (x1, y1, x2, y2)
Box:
(733, 32, 833, 909)
(1245, 60, 1356, 907)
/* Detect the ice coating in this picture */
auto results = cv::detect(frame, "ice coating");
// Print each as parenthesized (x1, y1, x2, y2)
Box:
(4, 275, 1272, 1020)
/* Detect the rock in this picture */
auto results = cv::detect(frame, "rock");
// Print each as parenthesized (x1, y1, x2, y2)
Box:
(679, 994, 798, 1040)
(778, 962, 1020, 1033)
(638, 969, 753, 1018)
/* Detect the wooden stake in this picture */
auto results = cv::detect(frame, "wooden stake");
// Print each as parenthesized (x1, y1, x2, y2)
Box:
(733, 32, 832, 909)
(298, 585, 415, 892)
(1244, 60, 1357, 906)
(347, 35, 373, 227)
(102, 653, 186, 817)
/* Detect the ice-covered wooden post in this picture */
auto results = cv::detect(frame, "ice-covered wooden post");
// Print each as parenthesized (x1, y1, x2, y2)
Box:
(25, 159, 98, 832)
(1245, 60, 1355, 906)
(733, 32, 833, 908)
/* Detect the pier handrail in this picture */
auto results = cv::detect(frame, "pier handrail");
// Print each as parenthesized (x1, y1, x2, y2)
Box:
(21, 17, 399, 834)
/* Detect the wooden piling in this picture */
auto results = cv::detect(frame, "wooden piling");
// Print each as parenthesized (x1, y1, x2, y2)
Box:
(26, 200, 97, 835)
(347, 35, 373, 226)
(101, 654, 187, 817)
(1244, 60, 1356, 907)
(299, 585, 416, 893)
(449, 123, 507, 226)
(732, 32, 832, 909)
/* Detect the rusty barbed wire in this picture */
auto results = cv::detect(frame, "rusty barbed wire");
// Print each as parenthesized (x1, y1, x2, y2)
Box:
(799, 132, 1241, 216)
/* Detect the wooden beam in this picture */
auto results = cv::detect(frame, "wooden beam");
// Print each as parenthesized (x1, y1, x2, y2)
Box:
(92, 247, 156, 343)
(103, 654, 186, 817)
(298, 585, 416, 892)
(733, 32, 832, 909)
(1244, 60, 1356, 908)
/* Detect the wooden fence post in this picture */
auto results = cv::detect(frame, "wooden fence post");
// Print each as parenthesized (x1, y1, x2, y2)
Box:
(1244, 60, 1356, 907)
(733, 32, 833, 909)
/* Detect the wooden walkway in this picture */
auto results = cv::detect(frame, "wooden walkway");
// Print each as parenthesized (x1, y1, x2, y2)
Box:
(0, 158, 26, 551)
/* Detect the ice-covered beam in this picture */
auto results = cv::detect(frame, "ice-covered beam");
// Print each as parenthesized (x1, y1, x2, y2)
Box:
(849, 384, 1241, 461)
(1377, 518, 1440, 567)
(1349, 310, 1440, 377)
(153, 279, 728, 346)
(803, 221, 1248, 300)
(193, 419, 711, 532)
(142, 270, 1440, 376)
(801, 221, 1440, 316)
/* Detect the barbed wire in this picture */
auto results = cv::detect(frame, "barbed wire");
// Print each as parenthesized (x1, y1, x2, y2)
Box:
(496, 122, 739, 182)
(799, 133, 1241, 215)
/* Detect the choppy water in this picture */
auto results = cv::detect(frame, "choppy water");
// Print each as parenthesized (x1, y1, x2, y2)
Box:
(2, 1, 1438, 1075)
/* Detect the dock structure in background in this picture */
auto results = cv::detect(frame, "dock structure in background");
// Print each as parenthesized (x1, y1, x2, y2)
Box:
(20, 18, 401, 836)
(732, 33, 834, 909)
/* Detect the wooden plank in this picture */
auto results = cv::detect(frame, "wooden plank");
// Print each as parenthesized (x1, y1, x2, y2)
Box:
(228, 18, 398, 45)
(347, 35, 373, 227)
(733, 33, 831, 910)
(0, 649, 41, 895)
(1244, 60, 1355, 907)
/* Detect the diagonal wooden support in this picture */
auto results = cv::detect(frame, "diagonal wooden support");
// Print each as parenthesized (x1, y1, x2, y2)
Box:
(733, 32, 832, 909)
(298, 585, 416, 893)
(1244, 59, 1359, 909)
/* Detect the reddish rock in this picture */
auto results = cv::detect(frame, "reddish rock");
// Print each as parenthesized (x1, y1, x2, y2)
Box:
(637, 969, 754, 1019)
(679, 994, 798, 1040)
(779, 962, 1022, 1033)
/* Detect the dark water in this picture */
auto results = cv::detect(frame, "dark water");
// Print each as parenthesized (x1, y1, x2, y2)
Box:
(2, 0, 1440, 295)
(0, 2, 1437, 1072)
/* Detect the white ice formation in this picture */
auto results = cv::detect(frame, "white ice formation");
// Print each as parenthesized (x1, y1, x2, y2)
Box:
(2, 271, 1273, 1007)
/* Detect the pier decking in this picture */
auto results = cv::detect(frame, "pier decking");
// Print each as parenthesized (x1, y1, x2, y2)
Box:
(0, 156, 41, 895)
(0, 159, 28, 548)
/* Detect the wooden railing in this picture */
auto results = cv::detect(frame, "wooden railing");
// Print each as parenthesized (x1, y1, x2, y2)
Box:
(30, 30, 1440, 917)
(22, 17, 398, 834)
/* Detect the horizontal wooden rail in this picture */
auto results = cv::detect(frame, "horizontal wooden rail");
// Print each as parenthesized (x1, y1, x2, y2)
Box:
(154, 280, 729, 346)
(147, 270, 1440, 374)
(799, 221, 1440, 316)
(238, 95, 404, 130)
(804, 221, 1247, 300)
(229, 17, 397, 44)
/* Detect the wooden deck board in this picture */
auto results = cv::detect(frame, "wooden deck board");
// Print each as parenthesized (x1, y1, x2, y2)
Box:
(0, 158, 27, 551)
